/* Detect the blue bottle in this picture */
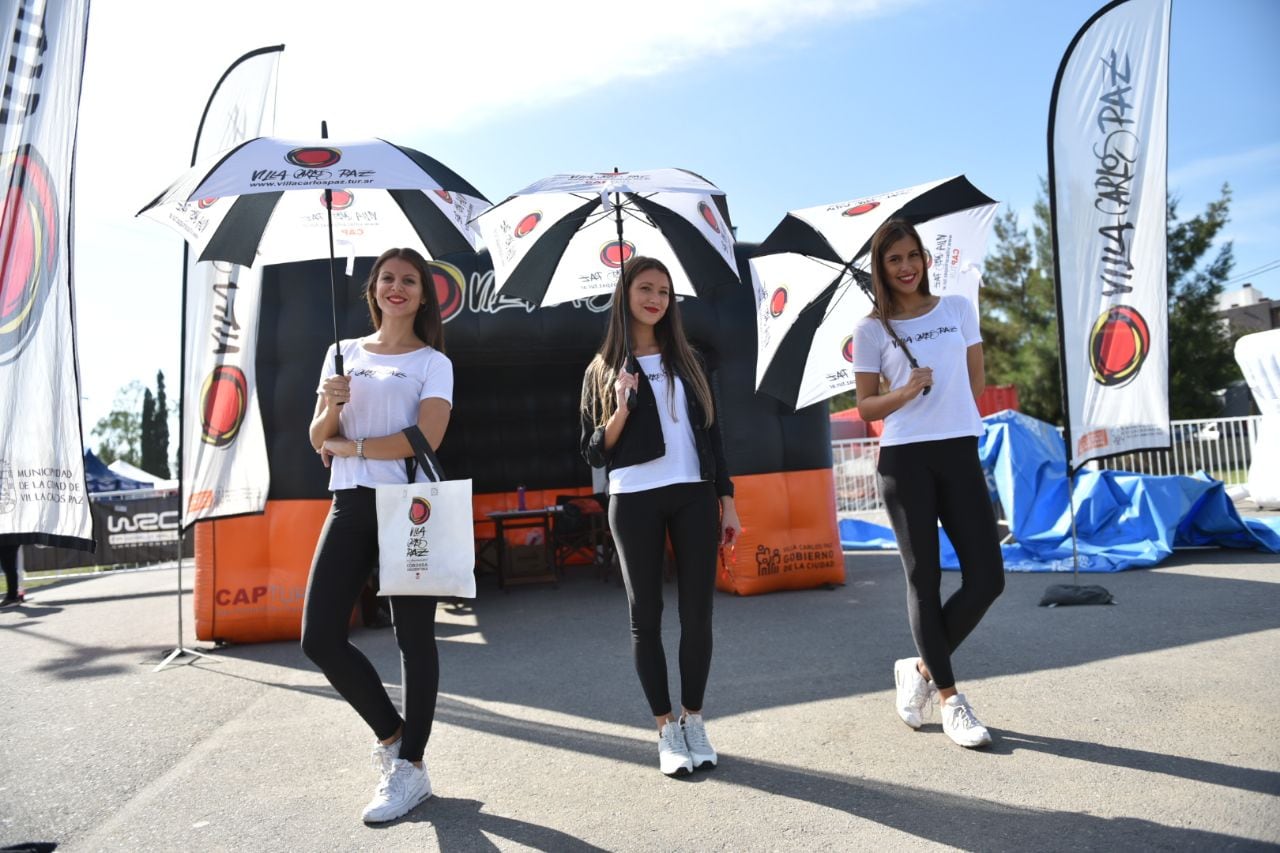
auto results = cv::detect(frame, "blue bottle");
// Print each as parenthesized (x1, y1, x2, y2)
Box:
(517, 484, 526, 511)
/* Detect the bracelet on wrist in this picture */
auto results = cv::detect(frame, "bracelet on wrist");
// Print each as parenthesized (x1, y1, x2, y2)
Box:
(354, 438, 365, 459)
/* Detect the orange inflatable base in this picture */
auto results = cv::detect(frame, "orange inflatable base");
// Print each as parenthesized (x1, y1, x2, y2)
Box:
(194, 473, 843, 642)
(192, 487, 599, 644)
(715, 469, 845, 596)
(194, 500, 328, 644)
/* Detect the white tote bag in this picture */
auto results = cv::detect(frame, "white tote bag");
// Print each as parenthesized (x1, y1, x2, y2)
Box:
(376, 427, 476, 598)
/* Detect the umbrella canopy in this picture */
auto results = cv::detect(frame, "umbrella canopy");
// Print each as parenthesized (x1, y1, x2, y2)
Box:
(471, 168, 738, 307)
(751, 176, 998, 410)
(139, 135, 490, 374)
(138, 136, 490, 267)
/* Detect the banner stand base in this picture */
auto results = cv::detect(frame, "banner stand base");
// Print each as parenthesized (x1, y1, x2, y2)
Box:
(1039, 583, 1114, 607)
(154, 645, 217, 672)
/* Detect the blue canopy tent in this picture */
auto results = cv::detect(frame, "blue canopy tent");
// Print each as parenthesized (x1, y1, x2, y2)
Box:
(83, 450, 151, 494)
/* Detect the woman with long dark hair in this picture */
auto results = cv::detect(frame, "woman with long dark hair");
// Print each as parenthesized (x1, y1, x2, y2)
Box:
(852, 219, 1004, 748)
(305, 247, 453, 821)
(580, 256, 741, 776)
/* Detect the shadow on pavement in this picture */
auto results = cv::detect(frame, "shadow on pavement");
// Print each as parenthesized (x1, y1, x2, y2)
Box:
(995, 729, 1280, 797)
(434, 696, 1271, 851)
(379, 796, 609, 851)
(172, 549, 1280, 734)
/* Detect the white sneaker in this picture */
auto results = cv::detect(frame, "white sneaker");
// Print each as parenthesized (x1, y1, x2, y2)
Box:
(371, 737, 401, 777)
(658, 720, 693, 777)
(893, 657, 935, 729)
(941, 693, 992, 748)
(680, 713, 717, 770)
(361, 758, 431, 823)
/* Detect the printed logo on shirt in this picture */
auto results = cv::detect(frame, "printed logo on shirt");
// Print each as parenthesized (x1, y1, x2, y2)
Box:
(348, 367, 410, 380)
(888, 324, 958, 348)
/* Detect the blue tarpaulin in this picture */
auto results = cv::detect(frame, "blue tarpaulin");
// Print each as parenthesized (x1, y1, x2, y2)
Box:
(83, 449, 151, 494)
(839, 411, 1280, 571)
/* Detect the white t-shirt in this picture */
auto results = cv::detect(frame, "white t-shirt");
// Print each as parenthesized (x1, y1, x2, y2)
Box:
(609, 353, 702, 495)
(317, 338, 453, 489)
(850, 295, 983, 448)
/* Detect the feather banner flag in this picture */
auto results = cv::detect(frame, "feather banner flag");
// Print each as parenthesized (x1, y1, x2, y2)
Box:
(180, 46, 282, 528)
(0, 0, 94, 549)
(1049, 0, 1172, 469)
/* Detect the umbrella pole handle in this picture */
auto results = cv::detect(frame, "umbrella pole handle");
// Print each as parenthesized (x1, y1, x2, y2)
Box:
(613, 182, 637, 412)
(320, 120, 347, 392)
(325, 183, 346, 396)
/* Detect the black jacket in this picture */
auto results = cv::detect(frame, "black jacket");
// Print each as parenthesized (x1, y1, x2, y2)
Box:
(579, 353, 734, 498)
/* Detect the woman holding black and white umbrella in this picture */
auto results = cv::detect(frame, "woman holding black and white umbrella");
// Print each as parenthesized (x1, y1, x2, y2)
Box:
(851, 219, 1003, 748)
(579, 255, 741, 777)
(304, 246, 453, 822)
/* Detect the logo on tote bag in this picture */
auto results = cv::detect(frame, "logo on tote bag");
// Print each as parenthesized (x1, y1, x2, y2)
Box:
(409, 496, 431, 525)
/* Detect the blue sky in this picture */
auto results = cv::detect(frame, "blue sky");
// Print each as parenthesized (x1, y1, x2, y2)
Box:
(72, 0, 1278, 439)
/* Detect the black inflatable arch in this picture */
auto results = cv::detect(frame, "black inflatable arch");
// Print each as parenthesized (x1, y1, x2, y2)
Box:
(257, 245, 833, 501)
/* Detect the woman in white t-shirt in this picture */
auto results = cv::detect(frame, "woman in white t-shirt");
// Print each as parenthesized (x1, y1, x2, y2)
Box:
(579, 256, 742, 777)
(304, 247, 453, 822)
(852, 219, 1004, 749)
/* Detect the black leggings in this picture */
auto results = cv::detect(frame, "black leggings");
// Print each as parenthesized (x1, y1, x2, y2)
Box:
(1, 544, 17, 598)
(609, 480, 720, 717)
(878, 436, 1004, 690)
(301, 488, 439, 762)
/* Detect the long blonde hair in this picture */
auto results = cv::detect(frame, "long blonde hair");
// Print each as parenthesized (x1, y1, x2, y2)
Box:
(581, 256, 715, 429)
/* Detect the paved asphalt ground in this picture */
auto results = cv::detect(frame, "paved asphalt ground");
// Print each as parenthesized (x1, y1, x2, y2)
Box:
(2, 547, 1278, 852)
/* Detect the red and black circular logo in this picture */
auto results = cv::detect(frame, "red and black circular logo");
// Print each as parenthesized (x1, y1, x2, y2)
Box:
(600, 240, 635, 269)
(769, 287, 787, 317)
(514, 212, 541, 238)
(842, 201, 880, 217)
(409, 497, 432, 525)
(435, 189, 453, 204)
(285, 147, 341, 168)
(322, 189, 354, 210)
(842, 335, 854, 363)
(426, 260, 465, 323)
(197, 197, 218, 209)
(698, 200, 721, 234)
(199, 365, 249, 447)
(0, 147, 59, 366)
(1089, 305, 1151, 387)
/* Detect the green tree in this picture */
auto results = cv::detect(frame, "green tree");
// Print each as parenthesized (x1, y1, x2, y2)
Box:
(979, 191, 1062, 423)
(1166, 186, 1237, 418)
(92, 381, 144, 466)
(140, 370, 172, 479)
(980, 182, 1239, 423)
(140, 387, 159, 477)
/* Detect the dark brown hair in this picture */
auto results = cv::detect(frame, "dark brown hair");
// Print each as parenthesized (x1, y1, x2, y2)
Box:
(581, 256, 715, 428)
(868, 218, 931, 320)
(364, 247, 445, 352)
(867, 219, 930, 370)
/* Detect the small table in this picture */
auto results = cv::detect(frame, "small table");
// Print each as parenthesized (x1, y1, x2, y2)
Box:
(484, 507, 561, 590)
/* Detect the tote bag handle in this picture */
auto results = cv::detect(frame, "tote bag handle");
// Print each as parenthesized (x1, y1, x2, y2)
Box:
(402, 425, 446, 484)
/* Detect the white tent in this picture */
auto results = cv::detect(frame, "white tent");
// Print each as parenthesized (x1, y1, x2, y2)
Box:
(107, 459, 178, 491)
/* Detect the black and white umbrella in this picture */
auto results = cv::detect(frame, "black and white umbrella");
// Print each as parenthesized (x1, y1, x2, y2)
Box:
(471, 168, 738, 307)
(139, 134, 490, 370)
(751, 175, 998, 409)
